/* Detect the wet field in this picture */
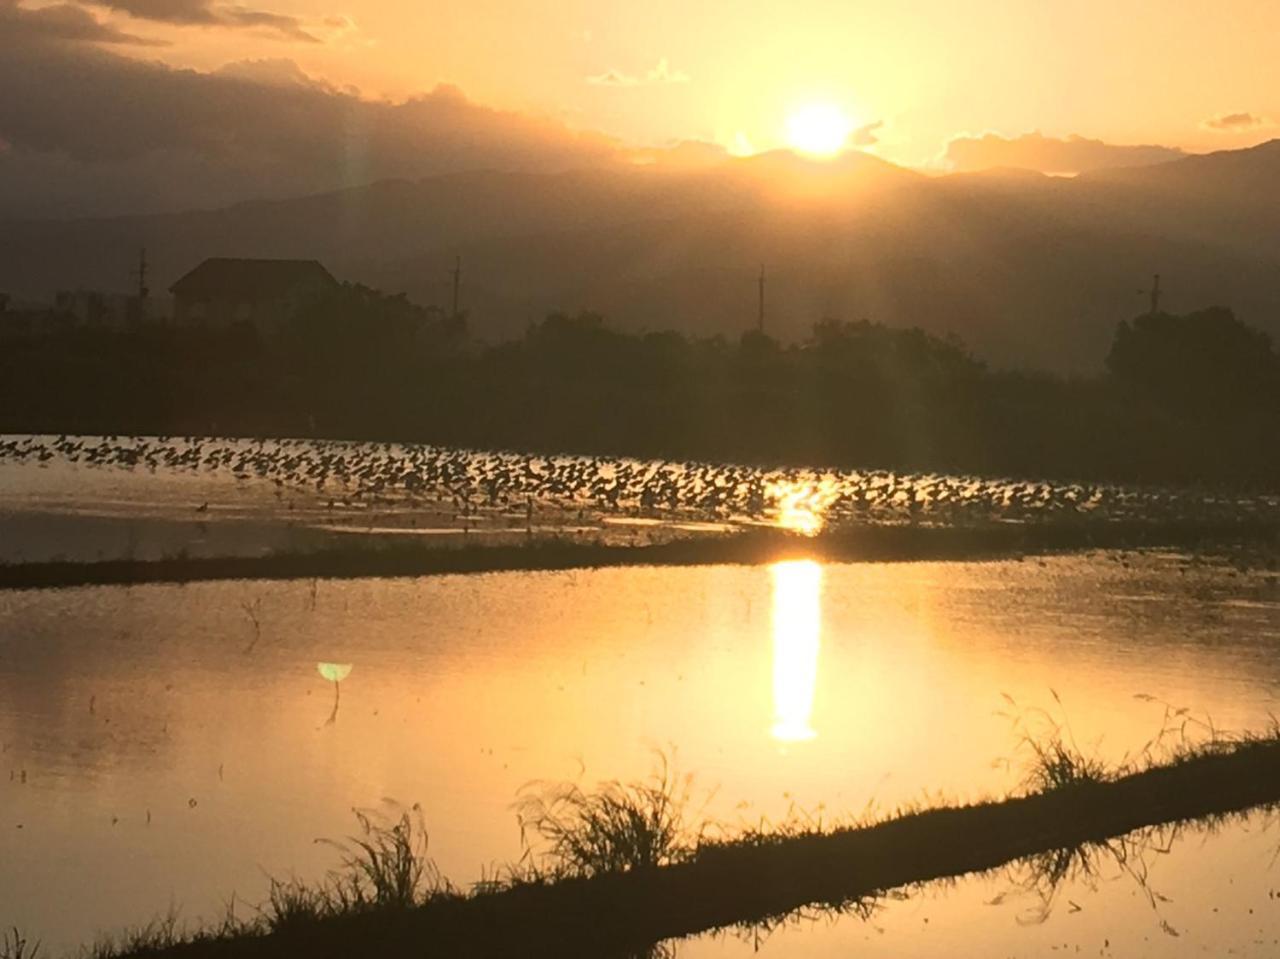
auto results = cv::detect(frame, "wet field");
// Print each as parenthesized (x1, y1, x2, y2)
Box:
(1, 435, 1279, 954)
(3, 552, 1280, 953)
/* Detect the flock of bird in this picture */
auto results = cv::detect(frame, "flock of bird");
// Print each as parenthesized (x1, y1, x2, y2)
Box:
(0, 433, 1275, 531)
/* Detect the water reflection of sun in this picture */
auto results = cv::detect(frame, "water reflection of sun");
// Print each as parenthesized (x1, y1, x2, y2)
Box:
(767, 476, 840, 535)
(771, 560, 822, 742)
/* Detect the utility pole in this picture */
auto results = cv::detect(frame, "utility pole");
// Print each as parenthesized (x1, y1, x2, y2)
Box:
(129, 248, 150, 324)
(449, 255, 462, 321)
(132, 248, 149, 301)
(1140, 273, 1161, 315)
(757, 263, 766, 333)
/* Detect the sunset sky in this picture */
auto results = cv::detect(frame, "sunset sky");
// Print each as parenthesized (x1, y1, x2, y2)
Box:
(3, 0, 1280, 219)
(29, 0, 1280, 165)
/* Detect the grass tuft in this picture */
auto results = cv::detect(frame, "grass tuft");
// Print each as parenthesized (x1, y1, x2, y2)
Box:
(318, 803, 442, 909)
(1, 929, 40, 959)
(515, 752, 694, 877)
(263, 877, 330, 932)
(262, 802, 447, 931)
(21, 716, 1280, 959)
(81, 908, 184, 959)
(1000, 691, 1109, 794)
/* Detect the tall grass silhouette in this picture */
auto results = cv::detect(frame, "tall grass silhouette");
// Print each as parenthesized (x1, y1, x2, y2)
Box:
(0, 928, 40, 959)
(515, 752, 696, 877)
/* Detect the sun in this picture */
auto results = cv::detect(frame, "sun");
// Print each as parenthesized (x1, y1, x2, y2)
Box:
(785, 103, 856, 158)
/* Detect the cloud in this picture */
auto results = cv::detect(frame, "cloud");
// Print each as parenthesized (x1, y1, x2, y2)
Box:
(944, 132, 1185, 175)
(587, 58, 690, 87)
(0, 39, 619, 218)
(83, 0, 320, 41)
(0, 0, 164, 45)
(212, 57, 331, 89)
(849, 120, 883, 148)
(318, 13, 359, 41)
(625, 139, 730, 169)
(1203, 111, 1269, 132)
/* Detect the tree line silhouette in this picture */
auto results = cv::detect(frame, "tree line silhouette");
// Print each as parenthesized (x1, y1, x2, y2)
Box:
(2, 284, 1277, 485)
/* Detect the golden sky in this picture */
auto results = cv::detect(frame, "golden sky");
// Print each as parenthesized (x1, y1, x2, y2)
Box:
(5, 0, 1274, 174)
(85, 0, 1278, 167)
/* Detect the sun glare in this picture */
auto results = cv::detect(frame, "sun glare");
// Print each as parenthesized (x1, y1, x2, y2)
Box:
(785, 103, 856, 158)
(767, 475, 841, 535)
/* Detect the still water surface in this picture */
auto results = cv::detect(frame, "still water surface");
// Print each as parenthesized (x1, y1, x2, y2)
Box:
(2, 554, 1279, 953)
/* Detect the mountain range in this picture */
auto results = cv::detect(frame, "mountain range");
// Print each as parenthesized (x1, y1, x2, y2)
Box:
(2, 139, 1278, 373)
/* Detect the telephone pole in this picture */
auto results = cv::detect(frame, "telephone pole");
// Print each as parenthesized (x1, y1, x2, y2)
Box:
(1140, 273, 1161, 315)
(449, 255, 462, 321)
(757, 263, 766, 333)
(132, 248, 149, 301)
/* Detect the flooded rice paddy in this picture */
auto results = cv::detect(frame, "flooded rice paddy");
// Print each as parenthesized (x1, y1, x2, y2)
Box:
(2, 554, 1279, 954)
(1, 435, 1279, 954)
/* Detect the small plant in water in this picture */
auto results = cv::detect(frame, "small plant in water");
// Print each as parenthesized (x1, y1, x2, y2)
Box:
(240, 598, 263, 653)
(515, 752, 693, 877)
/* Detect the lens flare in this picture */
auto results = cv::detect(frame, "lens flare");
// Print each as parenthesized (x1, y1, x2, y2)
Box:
(317, 662, 353, 682)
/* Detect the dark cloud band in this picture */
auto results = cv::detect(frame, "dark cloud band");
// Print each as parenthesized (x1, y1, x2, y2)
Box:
(84, 0, 319, 41)
(0, 37, 617, 217)
(0, 0, 165, 45)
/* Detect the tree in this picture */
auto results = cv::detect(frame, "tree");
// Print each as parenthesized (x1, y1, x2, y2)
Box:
(1107, 307, 1279, 419)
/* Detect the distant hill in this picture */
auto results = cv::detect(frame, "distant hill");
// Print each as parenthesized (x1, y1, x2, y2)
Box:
(2, 141, 1278, 373)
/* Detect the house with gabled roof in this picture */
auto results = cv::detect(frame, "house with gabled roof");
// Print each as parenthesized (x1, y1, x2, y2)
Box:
(170, 258, 338, 331)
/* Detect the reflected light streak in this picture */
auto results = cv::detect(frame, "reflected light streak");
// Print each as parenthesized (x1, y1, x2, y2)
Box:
(771, 560, 822, 742)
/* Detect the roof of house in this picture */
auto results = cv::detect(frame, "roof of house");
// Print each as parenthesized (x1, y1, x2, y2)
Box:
(170, 258, 338, 300)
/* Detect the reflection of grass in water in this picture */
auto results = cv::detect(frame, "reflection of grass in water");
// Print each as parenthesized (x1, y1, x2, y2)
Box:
(30, 717, 1280, 959)
(1006, 801, 1280, 938)
(995, 694, 1280, 933)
